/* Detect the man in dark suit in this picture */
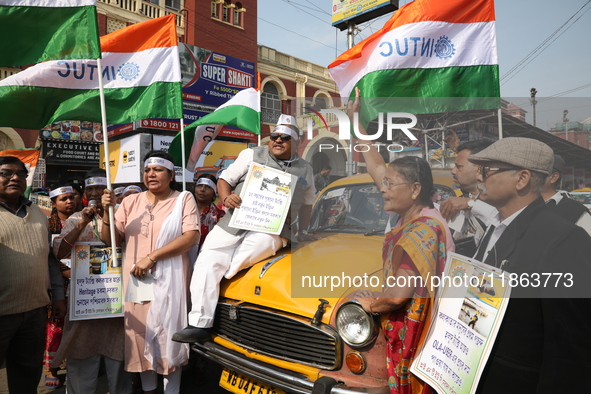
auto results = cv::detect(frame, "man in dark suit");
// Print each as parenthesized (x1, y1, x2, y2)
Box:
(542, 154, 591, 236)
(468, 137, 591, 393)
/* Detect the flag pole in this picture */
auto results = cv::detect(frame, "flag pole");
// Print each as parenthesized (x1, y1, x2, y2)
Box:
(497, 108, 503, 139)
(96, 57, 119, 266)
(180, 118, 186, 191)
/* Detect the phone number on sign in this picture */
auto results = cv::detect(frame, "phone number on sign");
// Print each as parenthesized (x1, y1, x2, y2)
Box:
(503, 272, 573, 288)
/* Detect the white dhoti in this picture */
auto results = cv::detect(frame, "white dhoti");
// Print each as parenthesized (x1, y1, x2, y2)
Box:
(188, 225, 287, 328)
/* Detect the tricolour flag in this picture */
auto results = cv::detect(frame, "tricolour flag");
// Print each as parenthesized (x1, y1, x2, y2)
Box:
(328, 0, 500, 124)
(0, 0, 100, 67)
(169, 87, 260, 170)
(0, 14, 181, 129)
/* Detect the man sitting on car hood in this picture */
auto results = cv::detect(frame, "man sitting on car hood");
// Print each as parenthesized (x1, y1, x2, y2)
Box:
(173, 114, 316, 343)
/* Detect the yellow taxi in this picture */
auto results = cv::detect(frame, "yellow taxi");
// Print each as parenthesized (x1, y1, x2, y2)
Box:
(569, 188, 591, 210)
(192, 170, 459, 394)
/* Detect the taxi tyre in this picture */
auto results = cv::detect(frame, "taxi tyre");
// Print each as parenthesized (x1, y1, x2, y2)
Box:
(191, 340, 388, 394)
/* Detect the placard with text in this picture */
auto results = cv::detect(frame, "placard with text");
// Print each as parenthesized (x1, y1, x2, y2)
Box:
(70, 243, 124, 321)
(229, 163, 293, 235)
(410, 253, 511, 394)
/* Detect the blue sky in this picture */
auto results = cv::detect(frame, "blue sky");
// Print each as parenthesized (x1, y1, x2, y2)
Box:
(257, 0, 591, 128)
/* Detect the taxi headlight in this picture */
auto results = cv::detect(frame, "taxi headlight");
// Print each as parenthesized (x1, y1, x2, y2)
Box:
(336, 301, 377, 348)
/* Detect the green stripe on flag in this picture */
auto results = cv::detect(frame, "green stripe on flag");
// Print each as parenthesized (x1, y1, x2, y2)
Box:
(169, 103, 260, 167)
(0, 5, 100, 67)
(0, 82, 182, 128)
(353, 64, 500, 125)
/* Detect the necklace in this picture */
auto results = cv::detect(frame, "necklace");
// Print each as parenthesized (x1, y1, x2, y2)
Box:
(148, 189, 174, 221)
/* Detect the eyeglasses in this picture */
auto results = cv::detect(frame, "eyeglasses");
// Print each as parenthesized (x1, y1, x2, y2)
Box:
(270, 133, 292, 142)
(381, 178, 408, 189)
(482, 166, 520, 177)
(0, 171, 28, 179)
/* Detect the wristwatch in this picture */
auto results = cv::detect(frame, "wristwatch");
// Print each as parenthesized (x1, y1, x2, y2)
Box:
(467, 198, 476, 209)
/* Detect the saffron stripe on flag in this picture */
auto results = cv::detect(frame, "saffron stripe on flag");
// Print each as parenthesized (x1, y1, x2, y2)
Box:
(330, 0, 495, 69)
(328, 0, 500, 120)
(330, 21, 498, 100)
(0, 15, 183, 129)
(101, 14, 178, 53)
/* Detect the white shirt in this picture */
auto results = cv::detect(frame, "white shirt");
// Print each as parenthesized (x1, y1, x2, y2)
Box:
(480, 206, 527, 264)
(471, 199, 497, 225)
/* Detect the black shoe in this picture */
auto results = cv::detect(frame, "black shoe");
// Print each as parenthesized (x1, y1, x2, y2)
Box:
(172, 326, 211, 343)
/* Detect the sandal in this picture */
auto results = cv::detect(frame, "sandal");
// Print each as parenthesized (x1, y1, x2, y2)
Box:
(44, 375, 63, 390)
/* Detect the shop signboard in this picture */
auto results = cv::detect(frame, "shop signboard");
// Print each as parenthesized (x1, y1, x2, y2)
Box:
(332, 0, 398, 30)
(99, 133, 152, 184)
(179, 43, 255, 124)
(43, 140, 100, 166)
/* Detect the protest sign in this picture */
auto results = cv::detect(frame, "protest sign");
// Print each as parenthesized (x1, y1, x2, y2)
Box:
(411, 253, 511, 394)
(229, 163, 293, 235)
(70, 242, 123, 320)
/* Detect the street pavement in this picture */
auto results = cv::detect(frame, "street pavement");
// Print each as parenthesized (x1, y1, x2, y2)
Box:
(0, 355, 229, 393)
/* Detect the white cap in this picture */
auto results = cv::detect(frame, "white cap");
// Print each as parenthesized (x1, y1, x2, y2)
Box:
(277, 114, 297, 126)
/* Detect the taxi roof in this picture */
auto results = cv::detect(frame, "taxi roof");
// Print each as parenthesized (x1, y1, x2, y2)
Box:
(321, 168, 458, 191)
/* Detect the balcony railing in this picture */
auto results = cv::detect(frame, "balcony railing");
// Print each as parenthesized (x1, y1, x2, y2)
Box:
(258, 46, 332, 80)
(97, 0, 184, 28)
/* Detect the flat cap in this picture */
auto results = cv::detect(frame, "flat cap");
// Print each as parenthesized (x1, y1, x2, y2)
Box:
(468, 137, 554, 175)
(553, 154, 566, 173)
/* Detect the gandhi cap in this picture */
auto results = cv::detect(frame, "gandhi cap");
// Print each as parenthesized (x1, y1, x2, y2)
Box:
(277, 114, 297, 126)
(468, 137, 554, 175)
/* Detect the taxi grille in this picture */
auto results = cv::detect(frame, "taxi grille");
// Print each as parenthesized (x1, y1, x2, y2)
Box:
(214, 303, 340, 369)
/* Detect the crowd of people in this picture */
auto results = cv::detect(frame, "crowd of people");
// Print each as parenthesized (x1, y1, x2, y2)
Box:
(1, 108, 591, 393)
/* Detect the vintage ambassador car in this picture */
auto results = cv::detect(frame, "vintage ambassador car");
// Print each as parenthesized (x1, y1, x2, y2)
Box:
(192, 170, 458, 394)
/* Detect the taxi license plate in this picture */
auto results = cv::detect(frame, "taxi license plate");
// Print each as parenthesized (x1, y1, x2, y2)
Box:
(219, 368, 286, 394)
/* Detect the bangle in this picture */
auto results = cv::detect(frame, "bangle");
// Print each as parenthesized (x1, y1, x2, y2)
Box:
(147, 254, 157, 264)
(63, 238, 74, 247)
(102, 219, 110, 225)
(223, 196, 230, 205)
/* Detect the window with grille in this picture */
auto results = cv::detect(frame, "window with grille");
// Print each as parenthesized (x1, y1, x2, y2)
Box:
(261, 84, 282, 124)
(233, 2, 242, 26)
(222, 0, 230, 22)
(211, 1, 219, 18)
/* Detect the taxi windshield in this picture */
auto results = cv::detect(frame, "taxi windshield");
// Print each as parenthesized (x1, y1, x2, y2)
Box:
(570, 192, 591, 205)
(309, 183, 390, 235)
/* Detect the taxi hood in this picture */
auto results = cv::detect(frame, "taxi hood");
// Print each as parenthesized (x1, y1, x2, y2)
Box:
(219, 233, 384, 324)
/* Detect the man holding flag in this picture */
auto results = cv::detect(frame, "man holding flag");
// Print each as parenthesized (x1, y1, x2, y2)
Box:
(173, 115, 316, 343)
